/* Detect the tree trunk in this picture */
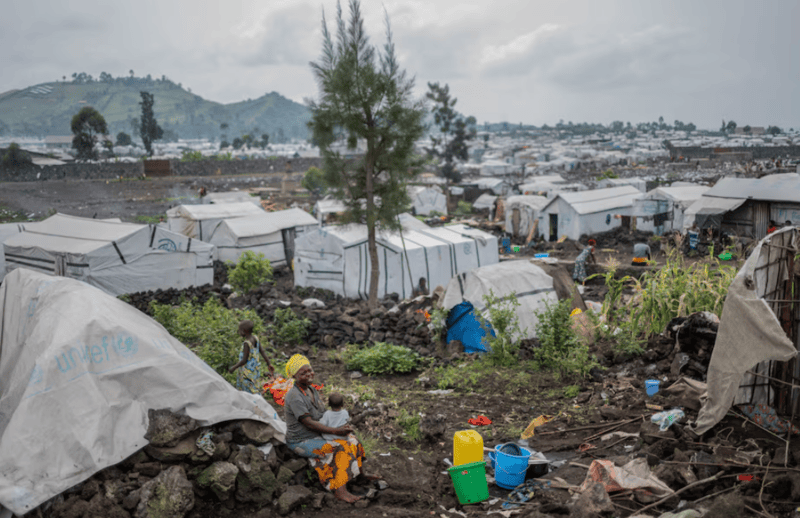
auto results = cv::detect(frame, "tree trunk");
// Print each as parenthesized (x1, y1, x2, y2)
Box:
(365, 148, 380, 309)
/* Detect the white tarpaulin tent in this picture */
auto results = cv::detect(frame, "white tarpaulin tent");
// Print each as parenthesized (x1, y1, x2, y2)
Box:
(682, 197, 746, 231)
(202, 191, 261, 206)
(314, 197, 348, 225)
(539, 186, 642, 241)
(294, 223, 499, 299)
(472, 193, 497, 211)
(166, 202, 265, 241)
(408, 185, 447, 216)
(211, 208, 318, 265)
(441, 260, 559, 339)
(0, 268, 286, 515)
(0, 223, 25, 283)
(3, 214, 214, 296)
(504, 195, 549, 238)
(633, 185, 710, 234)
(689, 226, 798, 435)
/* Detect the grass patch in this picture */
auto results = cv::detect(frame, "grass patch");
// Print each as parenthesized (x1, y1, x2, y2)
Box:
(563, 385, 581, 398)
(354, 430, 380, 457)
(396, 409, 421, 443)
(134, 214, 165, 224)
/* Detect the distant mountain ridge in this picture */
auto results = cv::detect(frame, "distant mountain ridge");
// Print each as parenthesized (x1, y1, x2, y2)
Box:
(0, 76, 311, 142)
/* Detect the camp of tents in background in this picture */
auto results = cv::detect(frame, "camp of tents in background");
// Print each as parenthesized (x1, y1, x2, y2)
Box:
(201, 190, 262, 207)
(210, 208, 318, 266)
(294, 222, 499, 300)
(2, 214, 215, 296)
(166, 202, 265, 241)
(538, 186, 642, 241)
(633, 185, 710, 235)
(0, 268, 284, 515)
(504, 195, 549, 239)
(596, 176, 647, 193)
(407, 185, 447, 216)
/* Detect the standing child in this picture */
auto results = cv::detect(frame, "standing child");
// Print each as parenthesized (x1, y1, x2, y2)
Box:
(228, 319, 275, 394)
(319, 393, 351, 441)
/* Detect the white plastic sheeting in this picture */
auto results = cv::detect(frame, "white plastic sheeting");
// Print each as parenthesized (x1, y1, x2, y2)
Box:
(211, 208, 318, 264)
(441, 260, 559, 340)
(408, 186, 447, 216)
(3, 214, 214, 296)
(504, 195, 548, 237)
(633, 185, 709, 234)
(0, 269, 286, 515)
(294, 223, 499, 299)
(0, 223, 25, 283)
(202, 191, 262, 206)
(314, 198, 348, 225)
(682, 197, 746, 231)
(472, 193, 497, 211)
(166, 202, 265, 241)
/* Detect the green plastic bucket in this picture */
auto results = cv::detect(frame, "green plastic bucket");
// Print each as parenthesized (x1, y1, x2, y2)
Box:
(448, 460, 489, 505)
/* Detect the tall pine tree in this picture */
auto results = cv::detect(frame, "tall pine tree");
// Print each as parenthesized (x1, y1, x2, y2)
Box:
(307, 0, 426, 308)
(139, 91, 163, 156)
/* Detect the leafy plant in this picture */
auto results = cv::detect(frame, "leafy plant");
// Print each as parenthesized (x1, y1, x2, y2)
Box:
(342, 342, 421, 375)
(227, 251, 273, 294)
(564, 385, 581, 398)
(301, 166, 327, 196)
(533, 298, 598, 377)
(454, 200, 472, 216)
(396, 409, 421, 442)
(149, 297, 266, 384)
(427, 306, 448, 343)
(180, 149, 204, 161)
(476, 290, 527, 367)
(135, 214, 165, 224)
(268, 308, 311, 347)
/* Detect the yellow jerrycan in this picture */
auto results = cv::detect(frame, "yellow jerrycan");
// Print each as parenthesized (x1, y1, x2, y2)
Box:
(453, 430, 483, 467)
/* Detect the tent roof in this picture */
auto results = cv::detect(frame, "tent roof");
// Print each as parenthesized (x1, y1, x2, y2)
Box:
(641, 185, 710, 202)
(704, 174, 800, 202)
(170, 202, 264, 220)
(545, 186, 641, 215)
(203, 191, 258, 204)
(4, 214, 144, 254)
(686, 196, 746, 216)
(220, 208, 317, 238)
(505, 195, 549, 210)
(473, 193, 497, 209)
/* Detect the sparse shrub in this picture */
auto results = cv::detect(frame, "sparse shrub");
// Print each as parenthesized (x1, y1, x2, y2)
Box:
(268, 308, 311, 347)
(150, 297, 266, 384)
(534, 299, 598, 377)
(454, 200, 472, 216)
(180, 149, 204, 161)
(342, 342, 421, 375)
(428, 306, 448, 343)
(477, 290, 527, 367)
(227, 251, 273, 294)
(564, 385, 581, 398)
(396, 409, 421, 442)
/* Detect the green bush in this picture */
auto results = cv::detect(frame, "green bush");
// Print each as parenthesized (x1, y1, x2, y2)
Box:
(227, 251, 273, 294)
(150, 297, 266, 384)
(343, 342, 421, 375)
(454, 200, 472, 216)
(533, 299, 598, 377)
(301, 166, 327, 196)
(477, 290, 527, 367)
(396, 409, 421, 442)
(180, 149, 204, 162)
(269, 308, 311, 347)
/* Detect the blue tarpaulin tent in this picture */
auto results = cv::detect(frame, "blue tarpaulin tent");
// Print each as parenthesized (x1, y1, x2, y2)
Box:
(445, 301, 495, 353)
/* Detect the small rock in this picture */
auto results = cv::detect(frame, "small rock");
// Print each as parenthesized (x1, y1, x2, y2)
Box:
(284, 458, 309, 473)
(349, 371, 363, 379)
(143, 409, 198, 448)
(81, 478, 101, 500)
(312, 492, 325, 509)
(232, 445, 279, 504)
(240, 420, 276, 444)
(377, 480, 389, 490)
(570, 482, 614, 517)
(135, 465, 194, 518)
(277, 485, 313, 515)
(84, 493, 129, 518)
(302, 298, 325, 308)
(133, 462, 162, 478)
(276, 466, 294, 485)
(354, 498, 369, 508)
(122, 490, 140, 510)
(196, 462, 239, 501)
(144, 431, 200, 462)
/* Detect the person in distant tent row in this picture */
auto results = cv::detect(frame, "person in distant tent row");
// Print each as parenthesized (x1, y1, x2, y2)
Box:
(632, 242, 652, 266)
(768, 220, 778, 234)
(572, 240, 596, 284)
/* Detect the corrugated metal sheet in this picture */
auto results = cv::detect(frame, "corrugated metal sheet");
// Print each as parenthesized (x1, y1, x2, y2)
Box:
(704, 174, 800, 203)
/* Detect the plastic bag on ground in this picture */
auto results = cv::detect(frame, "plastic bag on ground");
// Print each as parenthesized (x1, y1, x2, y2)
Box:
(651, 409, 685, 431)
(579, 458, 674, 502)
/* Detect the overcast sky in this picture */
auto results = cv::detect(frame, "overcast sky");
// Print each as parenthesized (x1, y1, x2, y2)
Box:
(4, 0, 798, 130)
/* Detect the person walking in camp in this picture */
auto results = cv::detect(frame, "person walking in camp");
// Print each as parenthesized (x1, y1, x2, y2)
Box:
(632, 242, 652, 266)
(572, 241, 596, 284)
(228, 320, 274, 394)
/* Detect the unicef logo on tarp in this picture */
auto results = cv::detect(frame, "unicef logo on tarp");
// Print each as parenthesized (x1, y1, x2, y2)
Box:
(463, 243, 472, 255)
(113, 334, 139, 358)
(28, 365, 43, 386)
(157, 238, 177, 252)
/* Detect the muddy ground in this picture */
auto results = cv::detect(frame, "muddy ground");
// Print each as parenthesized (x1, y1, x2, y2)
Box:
(3, 175, 797, 518)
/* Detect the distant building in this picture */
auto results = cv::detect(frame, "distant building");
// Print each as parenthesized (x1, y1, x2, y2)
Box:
(44, 136, 73, 148)
(734, 127, 765, 136)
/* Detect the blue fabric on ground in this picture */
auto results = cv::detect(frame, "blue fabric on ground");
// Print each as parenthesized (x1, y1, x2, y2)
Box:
(445, 301, 495, 354)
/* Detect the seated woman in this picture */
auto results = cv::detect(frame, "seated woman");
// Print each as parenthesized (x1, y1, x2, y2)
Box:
(283, 354, 381, 503)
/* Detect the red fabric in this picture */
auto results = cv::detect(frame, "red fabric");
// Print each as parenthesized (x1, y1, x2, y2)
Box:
(468, 415, 492, 426)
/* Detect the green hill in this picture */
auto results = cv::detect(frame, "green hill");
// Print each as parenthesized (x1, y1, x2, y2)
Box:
(0, 76, 311, 142)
